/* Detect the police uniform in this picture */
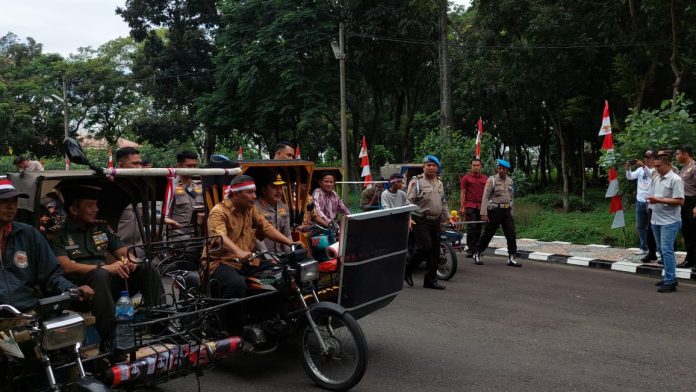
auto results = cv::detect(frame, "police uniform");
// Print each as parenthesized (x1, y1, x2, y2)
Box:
(473, 159, 520, 266)
(256, 199, 291, 253)
(169, 178, 204, 238)
(52, 206, 164, 343)
(404, 156, 449, 289)
(678, 160, 696, 267)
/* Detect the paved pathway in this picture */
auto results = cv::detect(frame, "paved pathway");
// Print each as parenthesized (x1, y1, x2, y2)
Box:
(482, 235, 695, 280)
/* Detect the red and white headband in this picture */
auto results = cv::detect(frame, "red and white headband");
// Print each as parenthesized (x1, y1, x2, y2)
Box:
(229, 181, 256, 193)
(0, 177, 15, 191)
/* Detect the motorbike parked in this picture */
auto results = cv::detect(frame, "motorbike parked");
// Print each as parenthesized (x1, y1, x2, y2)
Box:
(0, 290, 108, 392)
(407, 224, 459, 281)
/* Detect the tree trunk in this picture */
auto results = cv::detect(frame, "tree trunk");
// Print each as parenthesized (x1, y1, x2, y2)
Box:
(547, 109, 569, 212)
(580, 135, 586, 202)
(670, 0, 683, 103)
(539, 132, 548, 186)
(437, 0, 453, 129)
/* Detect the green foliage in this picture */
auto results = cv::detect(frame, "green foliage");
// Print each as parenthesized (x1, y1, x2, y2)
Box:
(514, 199, 636, 246)
(612, 95, 696, 165)
(511, 171, 531, 198)
(414, 127, 496, 177)
(518, 193, 592, 212)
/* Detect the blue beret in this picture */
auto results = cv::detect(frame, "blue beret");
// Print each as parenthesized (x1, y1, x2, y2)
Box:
(424, 155, 441, 168)
(496, 159, 511, 169)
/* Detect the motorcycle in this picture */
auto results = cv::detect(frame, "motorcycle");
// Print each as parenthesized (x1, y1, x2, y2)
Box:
(407, 224, 460, 281)
(437, 227, 461, 281)
(203, 246, 368, 392)
(0, 290, 108, 392)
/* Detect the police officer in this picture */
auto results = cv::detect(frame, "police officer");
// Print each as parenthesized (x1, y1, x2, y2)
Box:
(256, 174, 292, 253)
(404, 155, 449, 290)
(675, 145, 696, 268)
(168, 151, 204, 239)
(51, 184, 164, 346)
(472, 159, 521, 267)
(0, 176, 93, 311)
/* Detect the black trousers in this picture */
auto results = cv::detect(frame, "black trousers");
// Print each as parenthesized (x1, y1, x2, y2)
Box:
(405, 218, 441, 285)
(465, 207, 483, 253)
(209, 264, 247, 335)
(647, 209, 657, 256)
(71, 264, 164, 342)
(476, 207, 517, 255)
(680, 197, 696, 263)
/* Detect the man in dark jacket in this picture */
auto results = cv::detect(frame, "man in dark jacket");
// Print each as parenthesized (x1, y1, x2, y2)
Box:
(0, 176, 93, 311)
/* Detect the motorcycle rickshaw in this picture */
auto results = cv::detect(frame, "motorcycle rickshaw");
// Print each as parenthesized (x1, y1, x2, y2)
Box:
(234, 160, 416, 320)
(1, 139, 393, 391)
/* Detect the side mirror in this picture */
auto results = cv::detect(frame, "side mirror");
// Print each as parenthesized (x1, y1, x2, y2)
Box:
(62, 137, 103, 174)
(62, 137, 90, 166)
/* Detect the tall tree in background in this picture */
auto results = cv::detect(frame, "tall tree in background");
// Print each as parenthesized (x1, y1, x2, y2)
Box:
(117, 0, 220, 155)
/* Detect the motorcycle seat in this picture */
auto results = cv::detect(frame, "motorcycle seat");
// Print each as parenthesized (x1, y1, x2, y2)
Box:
(319, 259, 338, 273)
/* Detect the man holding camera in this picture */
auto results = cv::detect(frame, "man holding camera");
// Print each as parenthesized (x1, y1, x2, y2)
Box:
(625, 150, 657, 262)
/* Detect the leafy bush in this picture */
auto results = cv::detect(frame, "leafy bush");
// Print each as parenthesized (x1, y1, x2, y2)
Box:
(517, 193, 592, 212)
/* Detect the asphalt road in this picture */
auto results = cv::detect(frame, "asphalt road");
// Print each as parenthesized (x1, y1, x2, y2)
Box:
(159, 255, 696, 392)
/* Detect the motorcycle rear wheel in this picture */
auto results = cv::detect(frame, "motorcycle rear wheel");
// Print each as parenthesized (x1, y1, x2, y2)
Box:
(437, 241, 458, 280)
(299, 308, 367, 391)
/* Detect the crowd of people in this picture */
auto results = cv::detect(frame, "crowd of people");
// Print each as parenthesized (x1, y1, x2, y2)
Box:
(13, 137, 648, 354)
(625, 146, 695, 293)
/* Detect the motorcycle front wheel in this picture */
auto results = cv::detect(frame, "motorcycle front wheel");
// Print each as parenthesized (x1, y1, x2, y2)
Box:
(437, 241, 458, 280)
(299, 308, 368, 391)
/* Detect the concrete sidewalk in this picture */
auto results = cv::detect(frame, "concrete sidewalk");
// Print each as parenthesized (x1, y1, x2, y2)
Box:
(481, 235, 696, 281)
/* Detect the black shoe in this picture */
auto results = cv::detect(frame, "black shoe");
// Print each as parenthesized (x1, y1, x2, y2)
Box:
(423, 282, 445, 290)
(677, 261, 694, 268)
(507, 255, 522, 267)
(404, 272, 414, 287)
(473, 252, 483, 265)
(465, 252, 474, 258)
(657, 283, 677, 293)
(641, 254, 658, 262)
(655, 280, 679, 286)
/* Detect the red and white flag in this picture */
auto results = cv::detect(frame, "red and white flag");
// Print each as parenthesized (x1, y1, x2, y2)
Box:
(107, 147, 114, 168)
(358, 136, 372, 186)
(295, 145, 301, 160)
(475, 117, 484, 159)
(599, 101, 624, 229)
(237, 146, 243, 160)
(598, 100, 612, 136)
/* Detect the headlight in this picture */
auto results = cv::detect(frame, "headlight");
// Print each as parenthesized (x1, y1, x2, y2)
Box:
(41, 313, 85, 350)
(298, 260, 319, 282)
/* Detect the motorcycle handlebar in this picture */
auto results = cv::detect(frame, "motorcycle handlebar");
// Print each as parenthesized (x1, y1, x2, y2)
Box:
(0, 304, 24, 316)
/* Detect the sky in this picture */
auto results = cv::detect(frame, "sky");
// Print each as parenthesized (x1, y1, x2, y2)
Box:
(1, 0, 471, 58)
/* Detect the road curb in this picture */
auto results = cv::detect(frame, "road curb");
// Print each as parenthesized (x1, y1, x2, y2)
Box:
(480, 242, 696, 282)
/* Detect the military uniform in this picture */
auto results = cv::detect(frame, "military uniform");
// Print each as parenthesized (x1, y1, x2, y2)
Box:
(256, 199, 291, 253)
(51, 220, 163, 342)
(168, 178, 204, 238)
(405, 173, 449, 287)
(474, 174, 518, 262)
(0, 222, 75, 311)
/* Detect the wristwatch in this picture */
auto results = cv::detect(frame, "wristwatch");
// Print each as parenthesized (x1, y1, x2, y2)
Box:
(96, 262, 105, 269)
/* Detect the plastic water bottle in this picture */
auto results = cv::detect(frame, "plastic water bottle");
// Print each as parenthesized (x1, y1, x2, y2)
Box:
(115, 291, 135, 350)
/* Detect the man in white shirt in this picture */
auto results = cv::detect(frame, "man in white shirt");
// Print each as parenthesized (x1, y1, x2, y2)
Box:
(625, 150, 657, 261)
(381, 173, 408, 209)
(647, 152, 684, 293)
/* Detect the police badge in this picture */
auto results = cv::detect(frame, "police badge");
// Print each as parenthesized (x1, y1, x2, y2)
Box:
(13, 251, 28, 269)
